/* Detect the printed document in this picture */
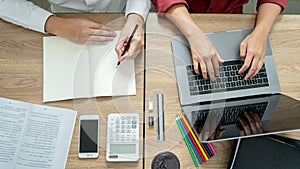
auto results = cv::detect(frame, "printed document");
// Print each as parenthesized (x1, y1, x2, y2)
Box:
(43, 31, 136, 102)
(0, 97, 77, 169)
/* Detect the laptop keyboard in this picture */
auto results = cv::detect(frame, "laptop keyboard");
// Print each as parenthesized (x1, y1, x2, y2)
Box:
(187, 60, 269, 95)
(191, 102, 268, 127)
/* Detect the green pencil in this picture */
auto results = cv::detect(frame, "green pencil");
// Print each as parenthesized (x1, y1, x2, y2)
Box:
(176, 116, 199, 167)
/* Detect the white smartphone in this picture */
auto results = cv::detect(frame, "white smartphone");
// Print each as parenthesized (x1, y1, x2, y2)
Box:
(78, 115, 99, 158)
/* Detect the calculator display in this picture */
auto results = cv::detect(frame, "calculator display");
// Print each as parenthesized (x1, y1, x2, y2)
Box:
(110, 144, 136, 154)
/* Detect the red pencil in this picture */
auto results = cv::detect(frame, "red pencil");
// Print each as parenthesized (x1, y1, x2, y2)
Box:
(179, 115, 207, 162)
(183, 114, 211, 158)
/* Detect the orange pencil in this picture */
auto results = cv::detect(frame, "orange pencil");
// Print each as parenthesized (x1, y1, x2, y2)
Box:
(180, 112, 209, 160)
(179, 115, 206, 162)
(183, 114, 211, 158)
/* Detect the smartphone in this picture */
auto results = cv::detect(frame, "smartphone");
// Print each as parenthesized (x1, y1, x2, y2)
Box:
(78, 115, 99, 158)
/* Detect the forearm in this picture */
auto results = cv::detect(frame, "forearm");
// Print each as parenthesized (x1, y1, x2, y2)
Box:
(0, 0, 52, 33)
(126, 13, 144, 26)
(166, 4, 203, 39)
(253, 3, 282, 37)
(126, 0, 151, 22)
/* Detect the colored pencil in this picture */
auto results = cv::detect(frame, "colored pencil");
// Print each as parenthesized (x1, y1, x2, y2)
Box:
(177, 116, 203, 165)
(182, 114, 212, 158)
(181, 113, 217, 158)
(180, 113, 209, 160)
(203, 143, 213, 157)
(176, 117, 199, 167)
(208, 142, 217, 156)
(179, 115, 206, 162)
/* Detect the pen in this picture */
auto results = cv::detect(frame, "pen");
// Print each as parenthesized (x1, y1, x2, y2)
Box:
(116, 24, 139, 67)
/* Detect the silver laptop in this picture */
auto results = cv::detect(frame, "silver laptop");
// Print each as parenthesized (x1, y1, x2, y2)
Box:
(183, 94, 300, 142)
(172, 29, 280, 105)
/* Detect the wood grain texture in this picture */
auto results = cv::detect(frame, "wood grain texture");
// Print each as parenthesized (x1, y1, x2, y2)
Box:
(0, 13, 299, 169)
(145, 13, 300, 169)
(0, 14, 144, 169)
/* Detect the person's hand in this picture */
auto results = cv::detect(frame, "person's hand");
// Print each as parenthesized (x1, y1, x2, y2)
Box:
(195, 113, 225, 141)
(238, 111, 263, 136)
(188, 31, 224, 81)
(198, 123, 225, 141)
(45, 16, 116, 45)
(238, 31, 267, 80)
(207, 124, 226, 140)
(115, 14, 144, 62)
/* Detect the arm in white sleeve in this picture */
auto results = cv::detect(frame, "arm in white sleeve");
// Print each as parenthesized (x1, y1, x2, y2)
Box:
(0, 0, 53, 33)
(125, 0, 151, 22)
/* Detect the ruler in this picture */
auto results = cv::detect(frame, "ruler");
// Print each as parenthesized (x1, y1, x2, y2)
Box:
(157, 93, 165, 141)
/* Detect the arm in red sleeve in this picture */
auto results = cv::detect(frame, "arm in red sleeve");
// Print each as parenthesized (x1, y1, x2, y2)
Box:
(151, 0, 188, 14)
(257, 0, 288, 12)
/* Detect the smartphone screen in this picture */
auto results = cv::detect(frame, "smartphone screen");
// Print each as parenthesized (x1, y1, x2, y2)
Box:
(79, 119, 98, 154)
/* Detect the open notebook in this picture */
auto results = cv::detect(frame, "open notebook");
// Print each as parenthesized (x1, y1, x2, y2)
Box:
(43, 31, 136, 102)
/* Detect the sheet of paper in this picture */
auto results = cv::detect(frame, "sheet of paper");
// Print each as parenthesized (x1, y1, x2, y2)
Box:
(0, 97, 77, 169)
(0, 98, 29, 169)
(43, 36, 90, 102)
(89, 44, 136, 96)
(43, 31, 136, 102)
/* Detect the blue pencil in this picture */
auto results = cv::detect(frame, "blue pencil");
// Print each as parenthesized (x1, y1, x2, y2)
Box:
(177, 117, 203, 165)
(176, 117, 198, 167)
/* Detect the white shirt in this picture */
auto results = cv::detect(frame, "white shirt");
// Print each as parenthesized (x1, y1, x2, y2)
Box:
(0, 0, 150, 33)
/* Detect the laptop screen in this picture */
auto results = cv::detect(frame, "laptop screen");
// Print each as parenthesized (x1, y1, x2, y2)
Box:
(184, 94, 300, 142)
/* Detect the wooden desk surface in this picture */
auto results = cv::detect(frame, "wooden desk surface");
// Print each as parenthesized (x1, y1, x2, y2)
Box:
(144, 13, 300, 168)
(0, 14, 144, 169)
(0, 13, 299, 169)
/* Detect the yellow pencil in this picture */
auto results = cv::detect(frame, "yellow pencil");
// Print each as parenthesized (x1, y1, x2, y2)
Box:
(180, 112, 209, 160)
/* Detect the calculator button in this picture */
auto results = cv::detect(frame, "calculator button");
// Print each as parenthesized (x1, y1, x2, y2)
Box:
(132, 124, 136, 129)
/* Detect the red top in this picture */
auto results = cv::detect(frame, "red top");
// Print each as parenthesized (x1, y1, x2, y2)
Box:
(152, 0, 288, 14)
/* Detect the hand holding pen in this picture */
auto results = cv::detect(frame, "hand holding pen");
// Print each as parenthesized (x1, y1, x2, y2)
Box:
(115, 22, 142, 67)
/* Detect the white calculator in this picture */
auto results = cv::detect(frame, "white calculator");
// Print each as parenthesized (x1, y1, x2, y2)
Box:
(106, 113, 139, 162)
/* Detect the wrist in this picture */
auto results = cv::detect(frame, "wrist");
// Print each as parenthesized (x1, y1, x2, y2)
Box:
(252, 26, 269, 39)
(127, 13, 144, 25)
(45, 15, 64, 35)
(185, 27, 205, 41)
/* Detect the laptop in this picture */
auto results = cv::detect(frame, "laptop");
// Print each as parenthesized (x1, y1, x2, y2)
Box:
(184, 93, 300, 142)
(171, 29, 300, 142)
(171, 29, 280, 105)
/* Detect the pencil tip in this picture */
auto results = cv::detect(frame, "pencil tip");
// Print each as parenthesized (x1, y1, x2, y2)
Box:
(116, 61, 120, 68)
